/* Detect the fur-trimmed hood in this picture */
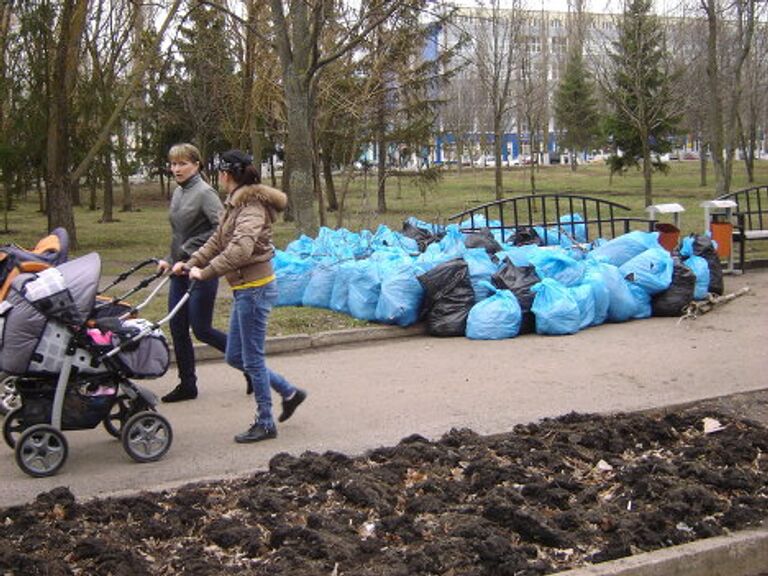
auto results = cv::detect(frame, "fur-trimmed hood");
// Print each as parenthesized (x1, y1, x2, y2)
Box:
(228, 183, 287, 212)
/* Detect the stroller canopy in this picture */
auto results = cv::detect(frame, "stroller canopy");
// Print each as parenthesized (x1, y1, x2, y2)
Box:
(0, 253, 102, 375)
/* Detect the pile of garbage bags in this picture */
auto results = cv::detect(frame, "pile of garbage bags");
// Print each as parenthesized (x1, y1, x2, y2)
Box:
(274, 216, 723, 340)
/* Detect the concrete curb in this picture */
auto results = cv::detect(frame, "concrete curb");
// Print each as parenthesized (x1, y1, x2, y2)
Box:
(554, 527, 768, 576)
(181, 323, 427, 363)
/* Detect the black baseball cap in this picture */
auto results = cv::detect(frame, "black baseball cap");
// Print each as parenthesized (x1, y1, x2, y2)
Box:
(217, 149, 253, 173)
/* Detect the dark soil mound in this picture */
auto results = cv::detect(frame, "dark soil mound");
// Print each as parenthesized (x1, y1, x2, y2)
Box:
(1, 408, 767, 575)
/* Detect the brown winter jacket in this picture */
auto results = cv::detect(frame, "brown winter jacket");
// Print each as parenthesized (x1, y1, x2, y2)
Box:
(186, 183, 287, 287)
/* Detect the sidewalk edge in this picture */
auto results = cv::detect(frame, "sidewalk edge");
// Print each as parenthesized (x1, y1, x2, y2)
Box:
(182, 323, 428, 363)
(553, 526, 768, 576)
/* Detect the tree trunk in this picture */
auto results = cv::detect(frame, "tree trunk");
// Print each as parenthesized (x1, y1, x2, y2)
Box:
(493, 116, 504, 200)
(528, 127, 537, 194)
(322, 153, 338, 212)
(101, 151, 114, 223)
(118, 126, 133, 212)
(704, 0, 726, 196)
(88, 172, 97, 211)
(0, 2, 11, 135)
(376, 131, 387, 214)
(642, 146, 653, 207)
(46, 0, 89, 247)
(283, 74, 316, 235)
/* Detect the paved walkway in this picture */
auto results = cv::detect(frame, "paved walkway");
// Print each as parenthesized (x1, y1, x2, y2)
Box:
(0, 270, 766, 508)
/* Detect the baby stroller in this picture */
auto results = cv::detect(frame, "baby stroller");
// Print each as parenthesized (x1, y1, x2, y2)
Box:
(0, 252, 188, 477)
(0, 228, 70, 415)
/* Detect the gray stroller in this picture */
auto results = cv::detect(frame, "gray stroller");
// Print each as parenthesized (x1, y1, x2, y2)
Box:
(0, 252, 188, 477)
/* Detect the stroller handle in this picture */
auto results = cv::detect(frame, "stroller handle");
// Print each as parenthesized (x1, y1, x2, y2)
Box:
(98, 258, 160, 293)
(98, 277, 199, 361)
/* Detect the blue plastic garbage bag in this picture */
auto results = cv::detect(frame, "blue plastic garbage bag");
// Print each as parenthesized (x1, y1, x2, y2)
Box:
(529, 248, 585, 286)
(312, 226, 370, 261)
(464, 248, 499, 301)
(275, 251, 314, 306)
(302, 260, 338, 309)
(375, 260, 425, 326)
(406, 216, 444, 235)
(569, 282, 596, 330)
(466, 281, 522, 340)
(347, 259, 381, 321)
(583, 262, 610, 326)
(681, 234, 723, 295)
(438, 224, 468, 260)
(531, 278, 581, 335)
(590, 230, 660, 267)
(597, 261, 640, 322)
(495, 244, 539, 267)
(684, 255, 710, 300)
(560, 213, 587, 243)
(618, 247, 674, 295)
(330, 260, 357, 315)
(627, 280, 652, 319)
(285, 234, 315, 257)
(370, 224, 398, 251)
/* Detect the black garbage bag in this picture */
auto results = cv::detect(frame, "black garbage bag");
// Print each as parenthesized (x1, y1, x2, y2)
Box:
(417, 258, 475, 336)
(492, 259, 541, 334)
(402, 221, 445, 253)
(512, 226, 543, 247)
(652, 257, 696, 317)
(464, 227, 503, 255)
(690, 234, 723, 295)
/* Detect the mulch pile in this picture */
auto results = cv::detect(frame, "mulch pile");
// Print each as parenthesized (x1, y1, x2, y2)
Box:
(1, 408, 767, 575)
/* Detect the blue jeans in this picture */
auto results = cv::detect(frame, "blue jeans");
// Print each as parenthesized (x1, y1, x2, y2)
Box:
(226, 281, 296, 430)
(168, 274, 227, 389)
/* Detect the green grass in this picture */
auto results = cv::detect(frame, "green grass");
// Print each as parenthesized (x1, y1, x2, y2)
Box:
(2, 161, 766, 335)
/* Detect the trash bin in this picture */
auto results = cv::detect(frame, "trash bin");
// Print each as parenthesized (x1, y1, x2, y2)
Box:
(655, 222, 680, 252)
(710, 219, 733, 258)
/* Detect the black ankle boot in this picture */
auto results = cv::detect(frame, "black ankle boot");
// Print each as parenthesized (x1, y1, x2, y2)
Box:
(162, 384, 198, 403)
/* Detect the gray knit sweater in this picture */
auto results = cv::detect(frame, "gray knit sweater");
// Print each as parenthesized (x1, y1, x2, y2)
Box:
(167, 173, 223, 263)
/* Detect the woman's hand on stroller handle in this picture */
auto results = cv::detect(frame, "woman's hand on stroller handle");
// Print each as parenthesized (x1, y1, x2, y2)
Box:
(171, 261, 188, 276)
(156, 259, 171, 274)
(188, 266, 203, 281)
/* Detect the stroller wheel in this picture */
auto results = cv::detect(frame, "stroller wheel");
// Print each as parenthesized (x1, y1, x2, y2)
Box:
(3, 407, 26, 449)
(103, 395, 131, 439)
(0, 375, 20, 416)
(15, 424, 68, 478)
(122, 411, 173, 463)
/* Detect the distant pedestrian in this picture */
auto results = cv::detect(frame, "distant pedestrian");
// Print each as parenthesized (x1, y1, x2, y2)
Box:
(158, 143, 227, 403)
(185, 149, 306, 443)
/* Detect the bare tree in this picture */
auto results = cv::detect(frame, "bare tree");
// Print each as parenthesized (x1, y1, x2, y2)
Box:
(667, 12, 709, 185)
(441, 69, 483, 171)
(266, 0, 418, 236)
(46, 0, 91, 246)
(700, 0, 757, 195)
(469, 0, 523, 199)
(82, 0, 135, 222)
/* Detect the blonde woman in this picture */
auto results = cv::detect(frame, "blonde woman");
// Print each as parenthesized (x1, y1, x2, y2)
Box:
(157, 143, 226, 402)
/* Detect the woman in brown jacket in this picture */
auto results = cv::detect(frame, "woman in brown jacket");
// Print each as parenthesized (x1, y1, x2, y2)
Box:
(182, 150, 306, 443)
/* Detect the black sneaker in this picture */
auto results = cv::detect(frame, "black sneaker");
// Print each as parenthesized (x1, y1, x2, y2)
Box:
(234, 422, 277, 444)
(278, 389, 307, 422)
(161, 384, 198, 403)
